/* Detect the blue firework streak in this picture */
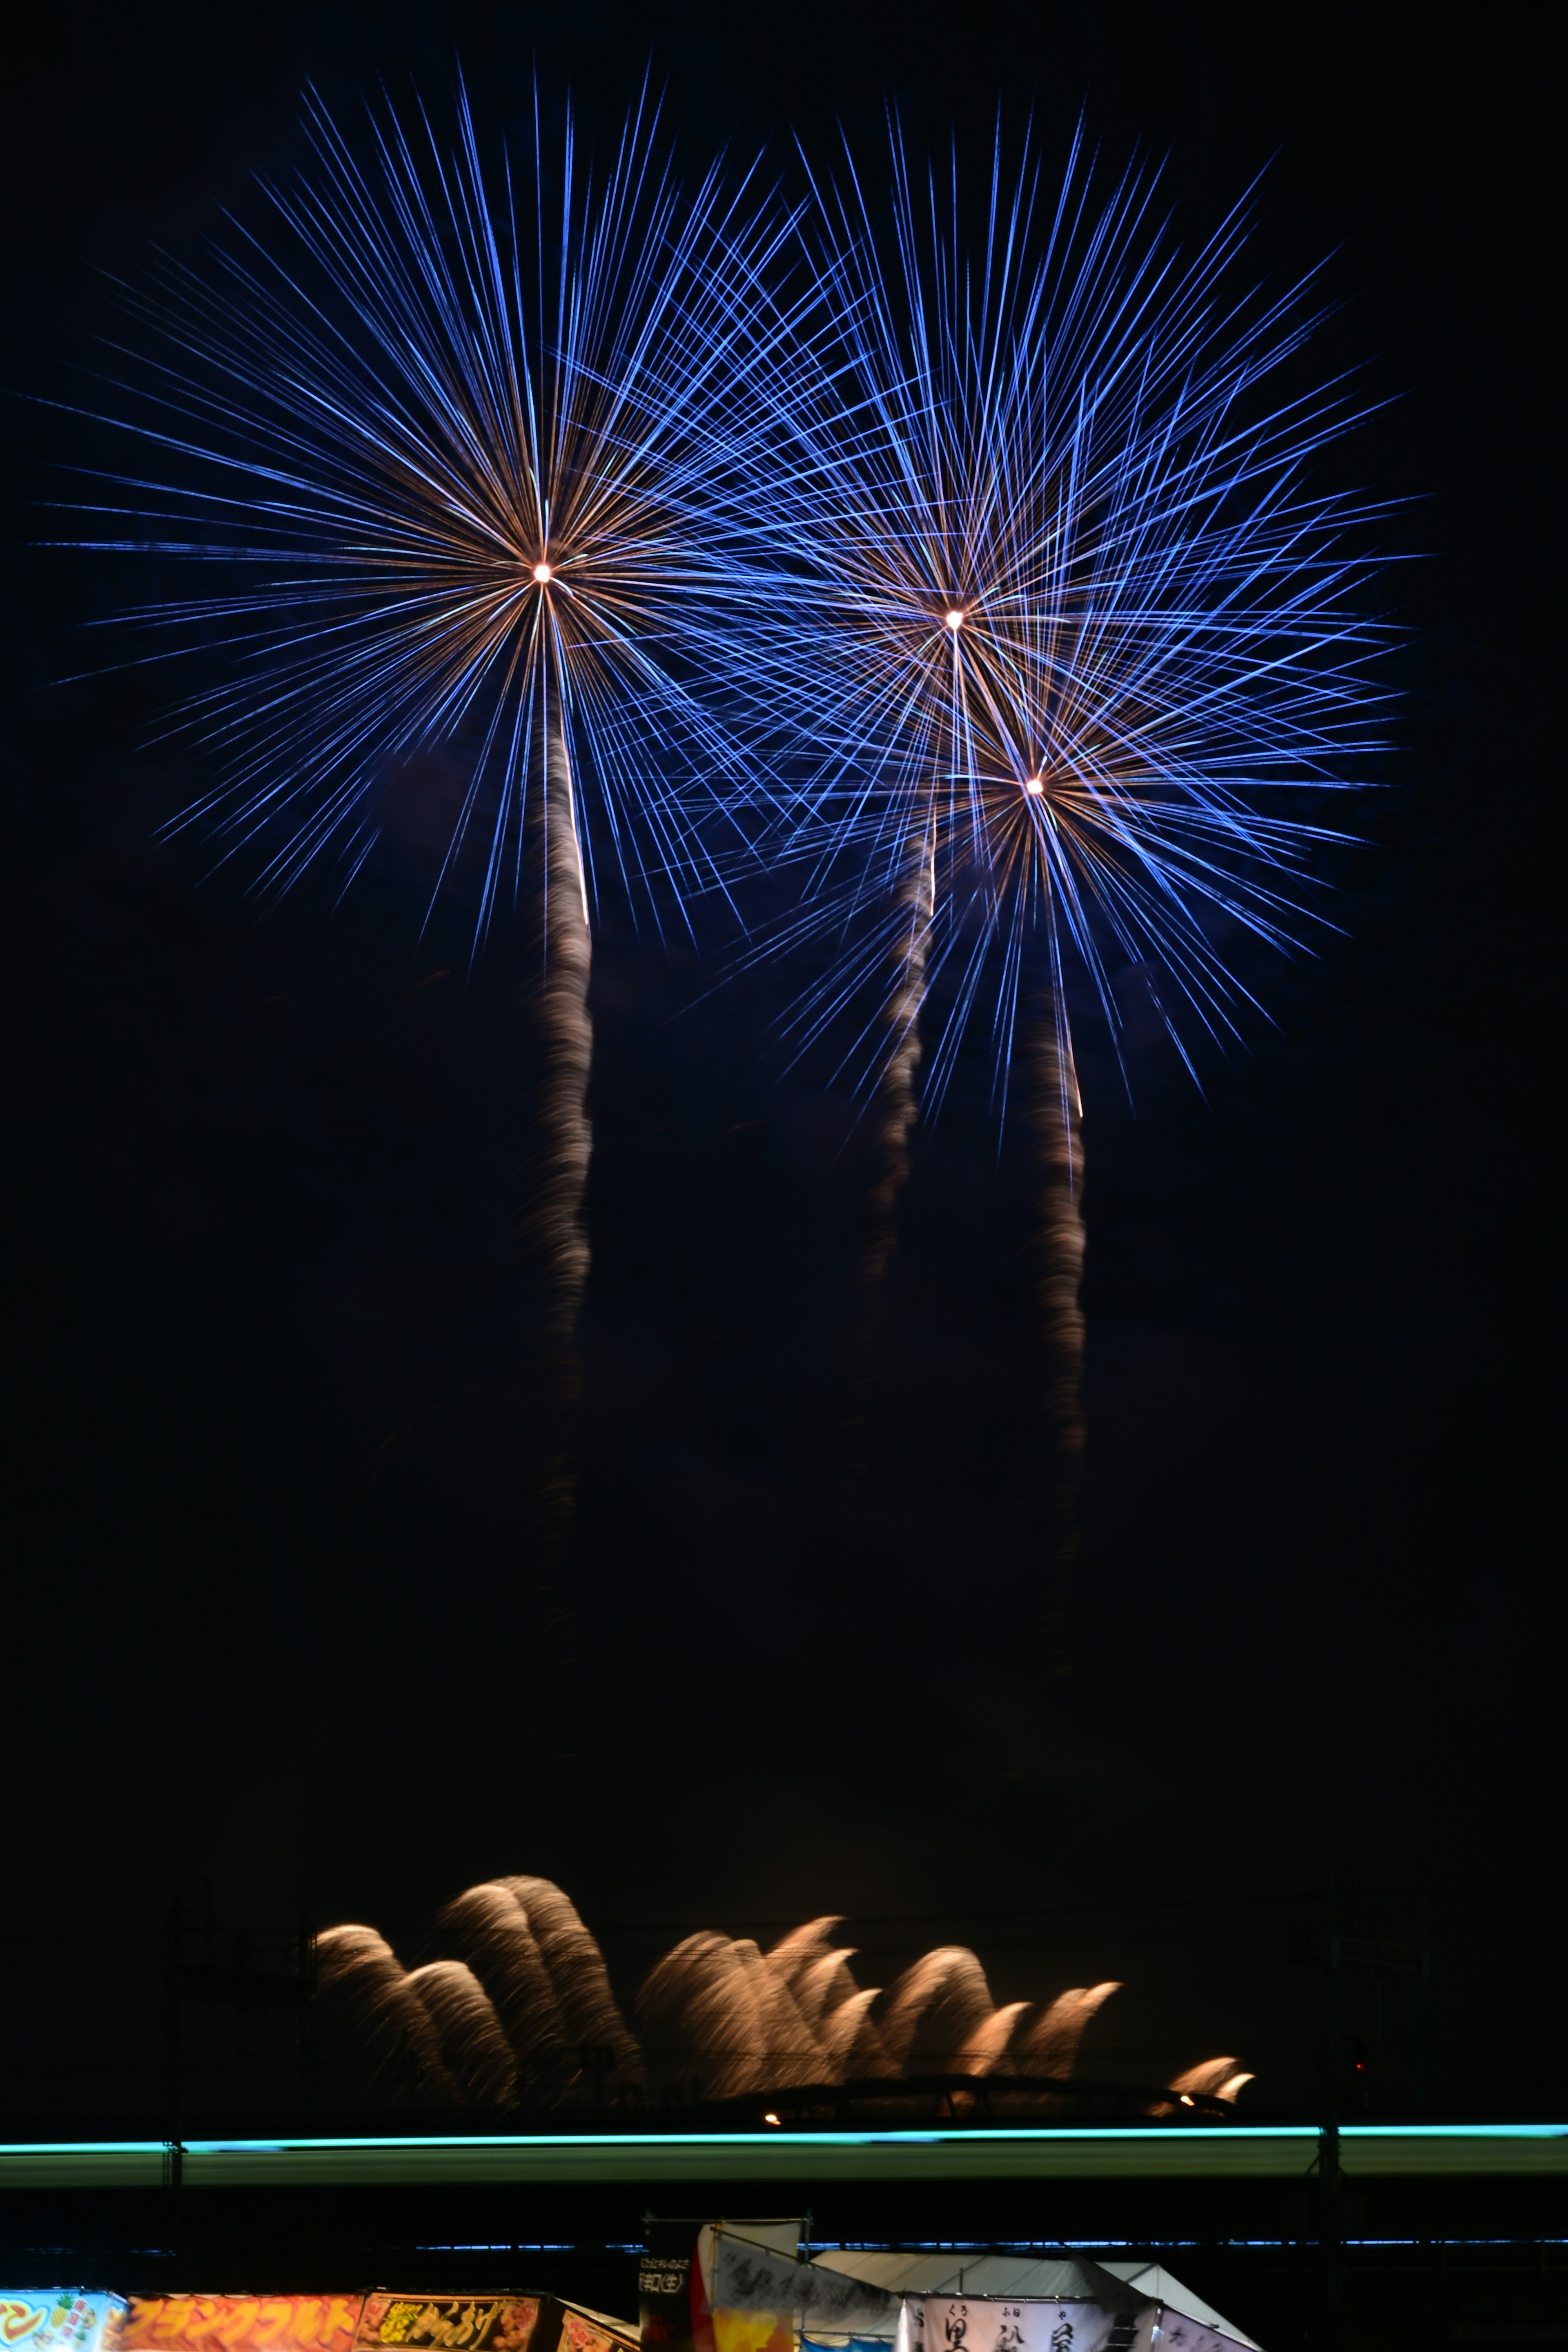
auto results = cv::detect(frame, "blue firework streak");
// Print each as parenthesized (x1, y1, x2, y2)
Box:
(701, 119, 1399, 1116)
(56, 75, 780, 948)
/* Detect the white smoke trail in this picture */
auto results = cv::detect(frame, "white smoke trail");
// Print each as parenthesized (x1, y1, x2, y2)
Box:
(864, 830, 935, 1292)
(536, 721, 594, 1348)
(843, 827, 935, 1471)
(523, 719, 594, 1673)
(1034, 1018, 1087, 1680)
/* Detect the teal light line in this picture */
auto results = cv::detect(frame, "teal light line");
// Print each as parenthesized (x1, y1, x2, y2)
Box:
(2, 2123, 1563, 2158)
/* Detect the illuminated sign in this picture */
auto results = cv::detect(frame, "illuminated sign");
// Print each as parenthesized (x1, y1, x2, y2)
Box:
(122, 2301, 362, 2352)
(355, 2306, 539, 2352)
(0, 2298, 126, 2352)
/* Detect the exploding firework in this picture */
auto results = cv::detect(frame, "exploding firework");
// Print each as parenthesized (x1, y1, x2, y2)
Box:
(317, 1873, 1252, 2117)
(700, 120, 1395, 1625)
(59, 75, 779, 1575)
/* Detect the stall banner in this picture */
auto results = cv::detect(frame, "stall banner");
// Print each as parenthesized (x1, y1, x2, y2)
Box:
(0, 2296, 126, 2352)
(708, 2236, 789, 2352)
(1134, 2321, 1238, 2352)
(353, 2304, 542, 2352)
(902, 2301, 1142, 2352)
(902, 2301, 1248, 2352)
(710, 2235, 897, 2352)
(122, 2299, 364, 2352)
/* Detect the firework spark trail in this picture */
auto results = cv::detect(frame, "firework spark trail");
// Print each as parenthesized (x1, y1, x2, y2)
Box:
(315, 1924, 459, 2104)
(322, 1875, 644, 2110)
(318, 1876, 1244, 2113)
(1013, 1979, 1121, 2077)
(495, 1873, 643, 2085)
(1166, 2055, 1255, 2107)
(436, 1881, 574, 2103)
(403, 1959, 519, 2105)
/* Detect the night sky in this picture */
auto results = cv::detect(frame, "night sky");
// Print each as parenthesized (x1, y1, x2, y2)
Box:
(2, 0, 1556, 2125)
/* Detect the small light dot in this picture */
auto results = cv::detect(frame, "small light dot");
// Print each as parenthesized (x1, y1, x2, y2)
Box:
(1179, 2094, 1195, 2106)
(763, 2111, 780, 2126)
(1023, 776, 1045, 794)
(534, 562, 553, 584)
(944, 609, 964, 630)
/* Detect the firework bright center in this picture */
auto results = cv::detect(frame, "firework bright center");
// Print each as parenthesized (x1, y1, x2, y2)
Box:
(944, 608, 964, 630)
(533, 561, 553, 584)
(1024, 776, 1045, 794)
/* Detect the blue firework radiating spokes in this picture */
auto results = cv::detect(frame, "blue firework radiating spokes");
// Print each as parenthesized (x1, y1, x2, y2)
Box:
(60, 75, 781, 947)
(699, 119, 1398, 1114)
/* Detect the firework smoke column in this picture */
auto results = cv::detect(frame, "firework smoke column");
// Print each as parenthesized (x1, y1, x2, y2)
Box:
(535, 715, 593, 1345)
(524, 714, 594, 1601)
(865, 822, 935, 1294)
(1033, 1022, 1085, 1679)
(844, 822, 934, 1472)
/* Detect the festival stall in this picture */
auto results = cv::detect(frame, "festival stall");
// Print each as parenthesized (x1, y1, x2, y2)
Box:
(638, 2224, 1261, 2352)
(2, 2227, 1259, 2352)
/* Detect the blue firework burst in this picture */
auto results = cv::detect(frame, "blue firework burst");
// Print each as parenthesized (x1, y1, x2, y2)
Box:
(54, 74, 782, 949)
(695, 118, 1399, 1114)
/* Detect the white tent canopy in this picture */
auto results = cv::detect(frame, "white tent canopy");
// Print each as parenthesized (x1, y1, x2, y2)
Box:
(808, 2244, 1262, 2352)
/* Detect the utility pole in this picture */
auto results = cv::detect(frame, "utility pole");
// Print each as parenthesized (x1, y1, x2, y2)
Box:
(163, 1903, 185, 2253)
(164, 1895, 323, 2184)
(1292, 1888, 1436, 2348)
(297, 1916, 318, 2124)
(1320, 1923, 1344, 2343)
(1416, 1898, 1433, 2111)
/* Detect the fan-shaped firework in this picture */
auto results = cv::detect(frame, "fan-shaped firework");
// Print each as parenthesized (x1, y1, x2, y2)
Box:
(697, 120, 1395, 1623)
(317, 1872, 1250, 2116)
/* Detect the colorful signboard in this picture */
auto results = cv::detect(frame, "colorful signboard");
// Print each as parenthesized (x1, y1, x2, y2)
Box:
(353, 2304, 541, 2352)
(0, 2296, 126, 2352)
(121, 2301, 363, 2352)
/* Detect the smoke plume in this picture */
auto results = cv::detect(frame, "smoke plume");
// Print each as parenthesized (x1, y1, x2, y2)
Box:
(1033, 1018, 1086, 1681)
(843, 829, 935, 1473)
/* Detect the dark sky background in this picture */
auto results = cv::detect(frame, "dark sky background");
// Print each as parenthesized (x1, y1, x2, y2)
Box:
(1, 0, 1557, 2127)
